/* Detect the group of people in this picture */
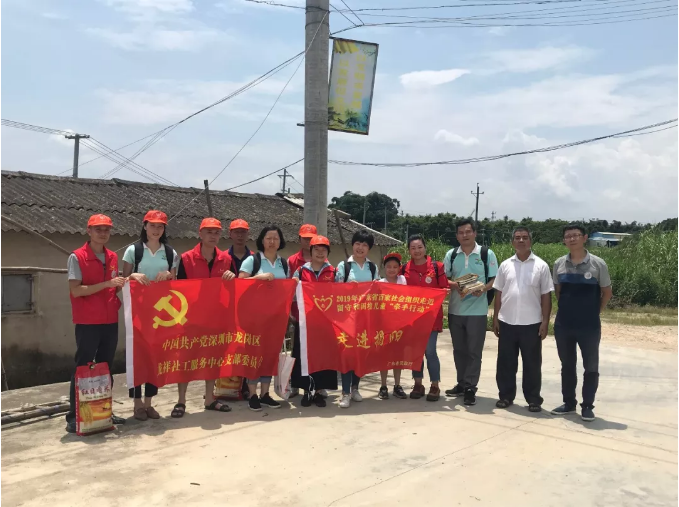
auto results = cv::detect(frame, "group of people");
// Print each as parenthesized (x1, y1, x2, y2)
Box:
(65, 210, 612, 434)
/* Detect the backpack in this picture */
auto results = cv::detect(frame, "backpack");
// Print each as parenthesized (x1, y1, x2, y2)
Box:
(134, 241, 174, 273)
(343, 260, 377, 283)
(252, 252, 289, 277)
(449, 246, 495, 305)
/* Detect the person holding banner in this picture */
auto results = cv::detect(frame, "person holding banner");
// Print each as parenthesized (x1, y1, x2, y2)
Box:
(238, 225, 289, 412)
(291, 235, 338, 408)
(227, 219, 253, 274)
(65, 214, 127, 433)
(171, 218, 236, 418)
(400, 235, 449, 402)
(335, 230, 379, 408)
(378, 252, 408, 400)
(122, 210, 178, 421)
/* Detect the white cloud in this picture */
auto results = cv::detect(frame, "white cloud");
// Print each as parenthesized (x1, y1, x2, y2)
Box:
(482, 45, 594, 73)
(434, 130, 480, 146)
(488, 26, 514, 37)
(41, 12, 68, 20)
(399, 69, 470, 89)
(100, 0, 194, 15)
(86, 26, 225, 51)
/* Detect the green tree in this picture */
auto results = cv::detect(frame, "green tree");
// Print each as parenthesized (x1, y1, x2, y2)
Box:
(329, 191, 400, 229)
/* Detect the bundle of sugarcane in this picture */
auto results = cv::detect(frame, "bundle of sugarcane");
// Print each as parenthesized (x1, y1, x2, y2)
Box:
(453, 273, 486, 297)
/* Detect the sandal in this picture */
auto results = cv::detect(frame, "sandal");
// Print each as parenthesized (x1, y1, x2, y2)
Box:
(205, 400, 232, 412)
(134, 407, 148, 421)
(528, 404, 542, 413)
(170, 403, 186, 418)
(496, 399, 513, 409)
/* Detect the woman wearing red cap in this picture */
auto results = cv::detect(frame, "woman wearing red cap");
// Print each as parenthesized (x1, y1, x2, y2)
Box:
(291, 235, 338, 407)
(377, 252, 408, 400)
(401, 234, 449, 402)
(122, 210, 178, 421)
(171, 217, 236, 418)
(65, 214, 127, 433)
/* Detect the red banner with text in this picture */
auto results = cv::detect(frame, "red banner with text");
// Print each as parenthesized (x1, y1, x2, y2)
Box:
(297, 282, 447, 377)
(123, 279, 297, 388)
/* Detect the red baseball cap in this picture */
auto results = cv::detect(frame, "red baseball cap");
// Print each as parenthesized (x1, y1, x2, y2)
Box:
(230, 219, 250, 231)
(199, 218, 222, 230)
(383, 252, 402, 265)
(87, 214, 113, 228)
(310, 235, 330, 247)
(143, 210, 168, 225)
(299, 224, 317, 238)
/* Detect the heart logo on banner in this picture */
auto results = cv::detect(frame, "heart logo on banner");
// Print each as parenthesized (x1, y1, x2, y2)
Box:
(313, 295, 334, 312)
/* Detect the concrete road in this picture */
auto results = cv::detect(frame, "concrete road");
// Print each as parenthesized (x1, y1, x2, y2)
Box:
(2, 333, 677, 507)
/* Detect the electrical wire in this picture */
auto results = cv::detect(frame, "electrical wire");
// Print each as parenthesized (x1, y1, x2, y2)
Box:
(225, 158, 304, 191)
(331, 1, 360, 26)
(79, 139, 169, 185)
(329, 119, 678, 167)
(339, 0, 366, 24)
(1, 119, 71, 136)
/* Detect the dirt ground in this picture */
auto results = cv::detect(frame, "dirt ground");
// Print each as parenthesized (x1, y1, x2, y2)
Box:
(601, 322, 678, 352)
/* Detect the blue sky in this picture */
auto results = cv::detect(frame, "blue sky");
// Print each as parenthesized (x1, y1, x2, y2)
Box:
(2, 0, 677, 223)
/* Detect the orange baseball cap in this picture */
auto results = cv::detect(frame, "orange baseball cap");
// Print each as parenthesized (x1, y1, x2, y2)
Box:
(199, 217, 222, 230)
(87, 214, 113, 228)
(229, 219, 250, 231)
(310, 235, 330, 247)
(143, 210, 168, 225)
(383, 252, 402, 265)
(299, 224, 318, 238)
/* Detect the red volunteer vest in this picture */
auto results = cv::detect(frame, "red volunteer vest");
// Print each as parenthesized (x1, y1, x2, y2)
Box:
(287, 249, 309, 277)
(181, 243, 233, 279)
(70, 242, 121, 325)
(401, 257, 446, 332)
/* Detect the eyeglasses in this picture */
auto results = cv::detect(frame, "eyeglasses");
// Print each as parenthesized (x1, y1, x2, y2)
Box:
(564, 234, 583, 240)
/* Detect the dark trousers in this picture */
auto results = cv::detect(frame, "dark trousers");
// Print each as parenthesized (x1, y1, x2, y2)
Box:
(449, 315, 487, 392)
(341, 371, 361, 394)
(496, 321, 543, 405)
(129, 384, 158, 399)
(66, 323, 118, 423)
(555, 325, 600, 408)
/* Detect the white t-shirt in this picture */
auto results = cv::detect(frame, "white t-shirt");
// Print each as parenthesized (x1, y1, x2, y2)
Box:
(493, 252, 554, 326)
(379, 275, 407, 285)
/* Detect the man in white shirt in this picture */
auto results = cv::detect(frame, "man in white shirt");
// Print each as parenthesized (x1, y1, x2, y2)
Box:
(492, 227, 554, 412)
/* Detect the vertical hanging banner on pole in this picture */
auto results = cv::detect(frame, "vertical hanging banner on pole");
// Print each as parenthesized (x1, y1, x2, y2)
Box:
(328, 38, 378, 135)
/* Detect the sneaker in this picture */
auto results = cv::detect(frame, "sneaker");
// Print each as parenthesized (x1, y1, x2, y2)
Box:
(288, 387, 299, 399)
(260, 393, 281, 409)
(393, 385, 407, 399)
(445, 385, 465, 397)
(550, 404, 577, 416)
(463, 388, 476, 406)
(65, 420, 76, 434)
(313, 393, 327, 407)
(339, 394, 352, 408)
(111, 414, 126, 425)
(378, 386, 389, 400)
(351, 389, 363, 402)
(249, 394, 262, 412)
(410, 384, 426, 399)
(581, 406, 596, 422)
(318, 389, 329, 399)
(301, 392, 312, 407)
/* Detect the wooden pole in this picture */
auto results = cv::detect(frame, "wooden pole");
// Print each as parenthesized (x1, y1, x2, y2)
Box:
(333, 209, 350, 259)
(203, 180, 214, 217)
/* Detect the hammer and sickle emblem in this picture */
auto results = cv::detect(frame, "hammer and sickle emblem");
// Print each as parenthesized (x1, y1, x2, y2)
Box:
(152, 290, 189, 329)
(313, 295, 333, 312)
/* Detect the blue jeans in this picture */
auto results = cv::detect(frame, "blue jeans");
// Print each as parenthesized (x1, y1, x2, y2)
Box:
(341, 371, 361, 394)
(249, 376, 272, 384)
(413, 331, 441, 382)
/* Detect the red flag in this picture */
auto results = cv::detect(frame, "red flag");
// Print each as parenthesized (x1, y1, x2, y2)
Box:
(297, 281, 447, 377)
(123, 279, 296, 388)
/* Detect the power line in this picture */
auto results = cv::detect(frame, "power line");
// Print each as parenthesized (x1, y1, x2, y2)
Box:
(330, 1, 360, 26)
(329, 119, 678, 167)
(339, 0, 365, 24)
(225, 158, 304, 191)
(1, 119, 70, 136)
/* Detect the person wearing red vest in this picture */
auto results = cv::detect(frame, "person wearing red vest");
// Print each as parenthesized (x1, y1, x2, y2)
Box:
(171, 218, 236, 418)
(401, 234, 449, 402)
(287, 223, 317, 275)
(65, 214, 127, 433)
(291, 235, 338, 407)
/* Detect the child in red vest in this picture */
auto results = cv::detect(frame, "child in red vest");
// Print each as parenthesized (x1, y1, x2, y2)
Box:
(291, 235, 338, 407)
(66, 214, 127, 433)
(171, 218, 236, 418)
(377, 252, 408, 400)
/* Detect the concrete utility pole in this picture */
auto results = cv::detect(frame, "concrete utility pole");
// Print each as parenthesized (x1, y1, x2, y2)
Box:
(278, 167, 289, 194)
(363, 197, 368, 224)
(65, 133, 90, 178)
(303, 0, 330, 235)
(471, 183, 484, 225)
(384, 206, 387, 232)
